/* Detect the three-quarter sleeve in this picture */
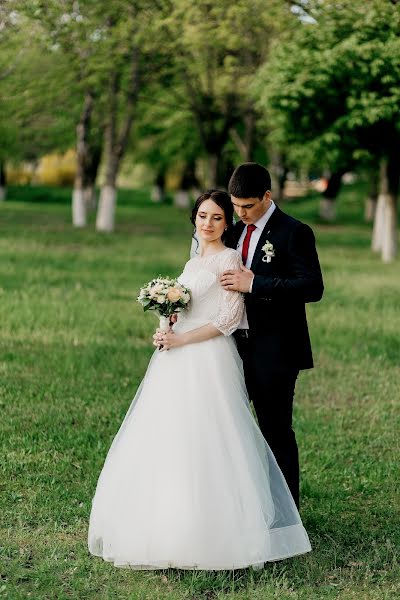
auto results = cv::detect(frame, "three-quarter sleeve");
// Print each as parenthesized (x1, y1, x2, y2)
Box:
(212, 251, 244, 336)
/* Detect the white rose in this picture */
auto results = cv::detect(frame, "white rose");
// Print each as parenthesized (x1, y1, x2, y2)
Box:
(157, 295, 166, 304)
(149, 288, 158, 298)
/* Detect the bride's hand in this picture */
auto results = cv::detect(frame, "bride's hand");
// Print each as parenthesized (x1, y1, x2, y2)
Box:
(156, 330, 184, 351)
(153, 328, 165, 347)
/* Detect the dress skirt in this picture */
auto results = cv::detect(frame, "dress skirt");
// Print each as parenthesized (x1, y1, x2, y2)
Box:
(88, 327, 311, 570)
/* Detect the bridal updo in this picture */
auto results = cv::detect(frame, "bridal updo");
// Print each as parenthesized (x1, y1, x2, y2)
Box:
(191, 190, 234, 245)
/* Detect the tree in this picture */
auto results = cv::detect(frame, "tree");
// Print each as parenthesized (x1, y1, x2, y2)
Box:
(0, 7, 78, 199)
(160, 0, 291, 187)
(22, 1, 156, 231)
(255, 0, 400, 260)
(132, 76, 203, 207)
(92, 1, 171, 231)
(95, 6, 140, 231)
(24, 0, 110, 227)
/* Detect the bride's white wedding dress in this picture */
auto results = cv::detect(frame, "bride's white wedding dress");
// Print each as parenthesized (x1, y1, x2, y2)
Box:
(88, 248, 311, 570)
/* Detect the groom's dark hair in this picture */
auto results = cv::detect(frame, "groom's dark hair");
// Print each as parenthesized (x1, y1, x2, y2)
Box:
(228, 162, 271, 199)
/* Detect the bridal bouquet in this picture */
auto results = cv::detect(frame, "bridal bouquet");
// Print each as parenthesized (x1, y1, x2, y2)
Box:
(137, 277, 191, 331)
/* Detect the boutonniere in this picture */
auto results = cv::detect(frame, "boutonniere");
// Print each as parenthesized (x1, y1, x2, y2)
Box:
(261, 240, 275, 263)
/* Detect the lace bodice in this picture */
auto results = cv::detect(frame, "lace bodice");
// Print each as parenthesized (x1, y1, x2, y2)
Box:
(176, 248, 244, 336)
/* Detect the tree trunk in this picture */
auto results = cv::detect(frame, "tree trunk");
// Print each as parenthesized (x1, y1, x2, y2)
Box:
(96, 185, 117, 232)
(72, 189, 87, 227)
(378, 155, 399, 262)
(207, 154, 218, 188)
(319, 170, 345, 221)
(319, 198, 336, 221)
(174, 190, 190, 208)
(174, 160, 198, 208)
(382, 192, 397, 262)
(84, 185, 97, 211)
(371, 190, 385, 252)
(364, 197, 377, 223)
(230, 128, 247, 160)
(372, 156, 399, 261)
(230, 110, 256, 162)
(96, 124, 119, 231)
(243, 111, 255, 162)
(151, 185, 163, 203)
(0, 161, 6, 201)
(151, 172, 165, 203)
(270, 151, 288, 204)
(96, 42, 140, 232)
(73, 91, 95, 227)
(84, 142, 101, 211)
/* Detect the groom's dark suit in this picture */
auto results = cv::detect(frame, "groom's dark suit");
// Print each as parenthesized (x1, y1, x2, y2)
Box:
(227, 206, 323, 507)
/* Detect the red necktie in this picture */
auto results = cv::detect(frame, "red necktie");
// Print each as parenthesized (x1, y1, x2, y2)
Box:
(241, 224, 256, 266)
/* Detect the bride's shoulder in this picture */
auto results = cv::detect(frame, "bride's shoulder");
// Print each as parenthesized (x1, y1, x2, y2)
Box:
(222, 247, 241, 259)
(220, 247, 242, 267)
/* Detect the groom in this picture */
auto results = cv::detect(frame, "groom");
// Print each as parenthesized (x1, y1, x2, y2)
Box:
(221, 162, 323, 508)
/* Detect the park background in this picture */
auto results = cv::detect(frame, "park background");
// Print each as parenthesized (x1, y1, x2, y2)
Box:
(1, 1, 399, 599)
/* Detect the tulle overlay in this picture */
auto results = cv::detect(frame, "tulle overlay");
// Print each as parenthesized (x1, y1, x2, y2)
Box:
(88, 249, 311, 570)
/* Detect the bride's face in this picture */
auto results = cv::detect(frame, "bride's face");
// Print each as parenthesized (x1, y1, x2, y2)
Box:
(195, 199, 227, 243)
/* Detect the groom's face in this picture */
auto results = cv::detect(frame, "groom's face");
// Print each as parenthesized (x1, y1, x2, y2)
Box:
(231, 192, 271, 225)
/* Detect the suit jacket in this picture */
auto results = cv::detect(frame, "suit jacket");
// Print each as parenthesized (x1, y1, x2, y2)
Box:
(227, 207, 324, 371)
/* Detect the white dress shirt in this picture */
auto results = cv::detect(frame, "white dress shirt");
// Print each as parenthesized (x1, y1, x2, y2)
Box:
(236, 200, 276, 329)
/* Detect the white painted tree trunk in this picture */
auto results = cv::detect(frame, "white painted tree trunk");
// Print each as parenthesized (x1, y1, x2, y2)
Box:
(151, 185, 163, 203)
(96, 185, 116, 232)
(0, 185, 5, 201)
(382, 193, 397, 263)
(371, 192, 386, 252)
(319, 197, 336, 221)
(174, 190, 190, 209)
(72, 188, 87, 227)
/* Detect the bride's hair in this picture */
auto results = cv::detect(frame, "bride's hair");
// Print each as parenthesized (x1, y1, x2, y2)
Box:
(191, 190, 234, 248)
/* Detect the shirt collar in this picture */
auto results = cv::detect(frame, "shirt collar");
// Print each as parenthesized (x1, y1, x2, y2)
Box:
(253, 199, 276, 230)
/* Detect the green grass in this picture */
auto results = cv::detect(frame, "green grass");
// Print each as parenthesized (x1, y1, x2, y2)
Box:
(1, 184, 399, 599)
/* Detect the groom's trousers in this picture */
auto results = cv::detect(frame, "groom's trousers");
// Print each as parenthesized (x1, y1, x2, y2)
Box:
(234, 331, 300, 509)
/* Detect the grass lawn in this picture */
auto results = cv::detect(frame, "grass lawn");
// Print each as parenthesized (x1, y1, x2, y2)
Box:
(1, 184, 399, 599)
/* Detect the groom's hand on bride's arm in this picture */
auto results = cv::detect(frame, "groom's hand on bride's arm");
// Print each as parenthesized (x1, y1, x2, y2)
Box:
(220, 265, 254, 293)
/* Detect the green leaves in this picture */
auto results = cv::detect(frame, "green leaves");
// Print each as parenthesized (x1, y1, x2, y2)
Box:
(255, 0, 400, 168)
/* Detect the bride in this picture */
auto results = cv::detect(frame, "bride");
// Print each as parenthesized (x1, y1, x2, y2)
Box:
(87, 190, 311, 570)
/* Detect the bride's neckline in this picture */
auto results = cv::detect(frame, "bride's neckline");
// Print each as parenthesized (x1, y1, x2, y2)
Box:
(195, 247, 231, 259)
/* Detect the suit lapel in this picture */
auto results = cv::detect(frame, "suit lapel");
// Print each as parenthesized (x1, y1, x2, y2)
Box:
(250, 207, 283, 271)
